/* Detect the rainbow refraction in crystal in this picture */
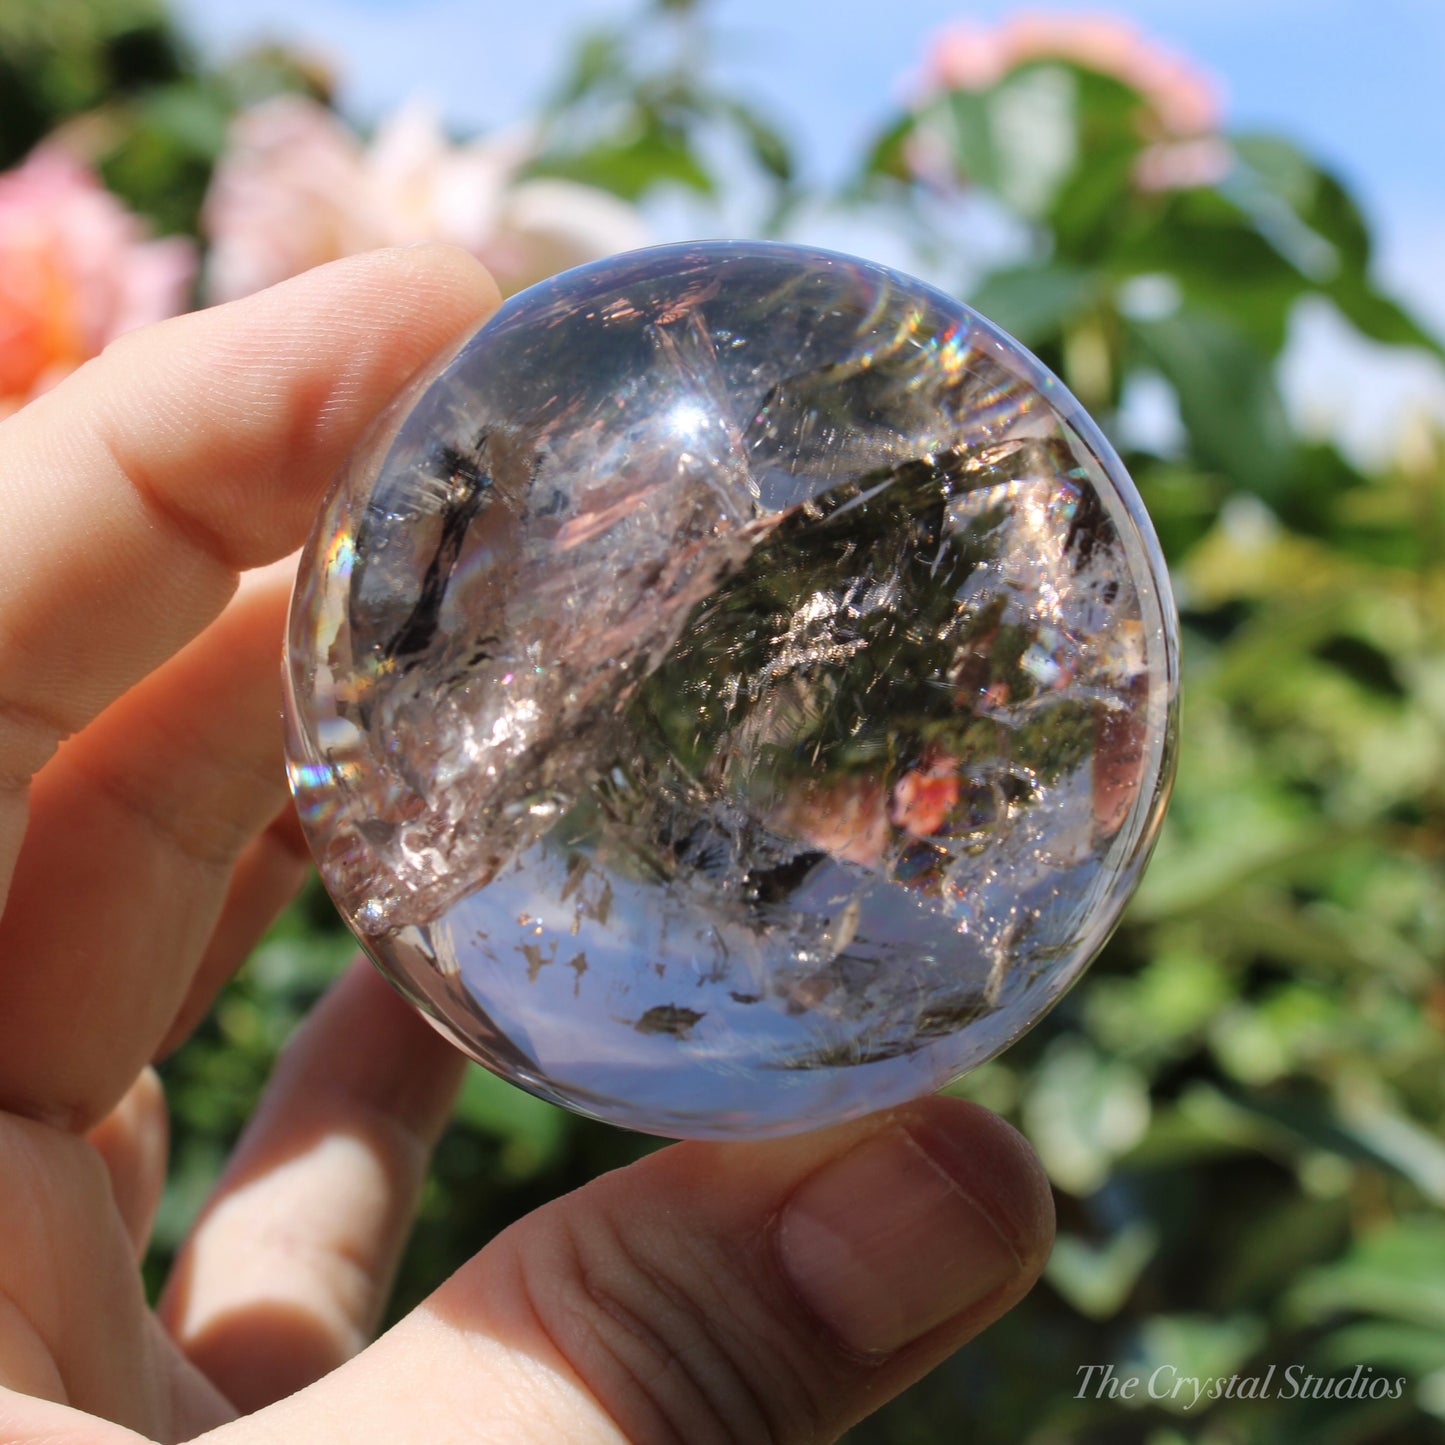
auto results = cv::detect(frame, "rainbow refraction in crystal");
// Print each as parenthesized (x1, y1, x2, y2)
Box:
(283, 241, 1179, 1139)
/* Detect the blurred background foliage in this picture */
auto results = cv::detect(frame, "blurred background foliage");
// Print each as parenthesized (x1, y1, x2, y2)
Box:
(4, 0, 1444, 1440)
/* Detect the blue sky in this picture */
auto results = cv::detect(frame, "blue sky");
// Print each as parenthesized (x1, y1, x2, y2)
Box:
(178, 0, 1445, 458)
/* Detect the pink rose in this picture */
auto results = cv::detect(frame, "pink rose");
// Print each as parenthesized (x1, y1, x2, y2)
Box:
(924, 11, 1221, 136)
(917, 10, 1230, 193)
(203, 96, 648, 303)
(0, 147, 195, 417)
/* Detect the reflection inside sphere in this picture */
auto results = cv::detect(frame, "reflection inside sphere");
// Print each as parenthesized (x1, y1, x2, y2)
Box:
(283, 240, 1179, 1139)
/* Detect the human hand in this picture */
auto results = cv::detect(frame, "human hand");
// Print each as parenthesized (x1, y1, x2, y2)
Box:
(0, 247, 1054, 1444)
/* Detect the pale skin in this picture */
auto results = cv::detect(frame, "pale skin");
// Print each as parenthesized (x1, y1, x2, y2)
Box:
(0, 246, 1055, 1445)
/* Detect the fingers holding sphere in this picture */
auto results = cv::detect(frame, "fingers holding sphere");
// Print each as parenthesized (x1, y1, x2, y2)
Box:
(204, 1096, 1054, 1445)
(0, 248, 498, 1129)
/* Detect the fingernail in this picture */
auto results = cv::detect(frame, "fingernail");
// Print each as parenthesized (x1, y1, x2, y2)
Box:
(777, 1120, 1025, 1356)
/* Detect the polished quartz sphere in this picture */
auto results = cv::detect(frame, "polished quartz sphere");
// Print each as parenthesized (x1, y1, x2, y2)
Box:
(284, 240, 1178, 1139)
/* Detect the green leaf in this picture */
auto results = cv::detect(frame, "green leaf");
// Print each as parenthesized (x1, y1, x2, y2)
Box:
(968, 263, 1095, 347)
(857, 110, 914, 184)
(1213, 1088, 1445, 1203)
(1214, 1192, 1351, 1306)
(1288, 1218, 1445, 1330)
(1044, 67, 1152, 258)
(1127, 310, 1294, 497)
(0, 0, 188, 164)
(1023, 1037, 1151, 1194)
(715, 97, 793, 183)
(1326, 273, 1445, 359)
(1129, 461, 1224, 558)
(547, 27, 626, 111)
(1317, 1320, 1445, 1375)
(1112, 188, 1309, 357)
(1048, 149, 1141, 262)
(534, 123, 714, 200)
(918, 65, 1080, 220)
(1085, 942, 1234, 1060)
(1127, 1313, 1268, 1406)
(1230, 133, 1371, 276)
(453, 1064, 570, 1178)
(1222, 135, 1444, 361)
(1332, 1091, 1445, 1207)
(136, 80, 230, 153)
(1046, 1222, 1159, 1319)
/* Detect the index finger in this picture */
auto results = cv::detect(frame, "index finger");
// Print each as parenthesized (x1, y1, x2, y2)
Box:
(0, 245, 499, 894)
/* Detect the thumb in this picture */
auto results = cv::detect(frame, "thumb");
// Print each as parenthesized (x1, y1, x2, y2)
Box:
(204, 1097, 1053, 1444)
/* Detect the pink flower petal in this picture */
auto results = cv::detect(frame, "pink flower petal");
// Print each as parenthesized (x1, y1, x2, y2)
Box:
(0, 144, 194, 413)
(203, 97, 646, 302)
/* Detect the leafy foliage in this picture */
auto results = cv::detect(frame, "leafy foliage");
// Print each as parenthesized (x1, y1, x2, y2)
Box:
(6, 1, 1444, 1439)
(527, 0, 797, 229)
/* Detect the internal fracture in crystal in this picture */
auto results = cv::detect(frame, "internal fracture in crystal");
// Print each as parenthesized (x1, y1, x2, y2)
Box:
(283, 240, 1179, 1139)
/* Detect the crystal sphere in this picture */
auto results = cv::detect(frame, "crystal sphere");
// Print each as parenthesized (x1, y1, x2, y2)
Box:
(284, 240, 1178, 1139)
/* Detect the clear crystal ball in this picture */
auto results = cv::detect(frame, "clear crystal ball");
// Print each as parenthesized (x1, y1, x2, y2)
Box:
(284, 241, 1178, 1139)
